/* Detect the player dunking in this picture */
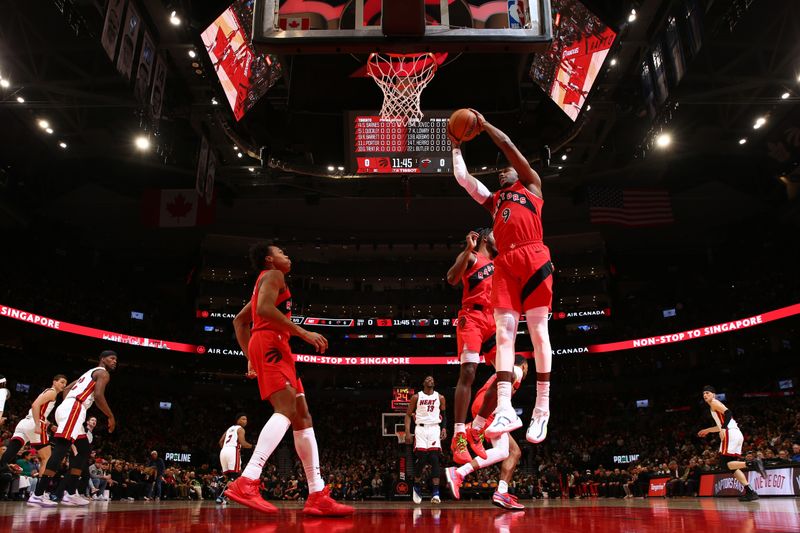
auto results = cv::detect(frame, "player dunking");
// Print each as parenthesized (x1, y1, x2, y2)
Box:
(0, 374, 68, 472)
(698, 386, 767, 502)
(451, 110, 554, 444)
(226, 242, 353, 516)
(404, 375, 446, 504)
(446, 356, 528, 510)
(28, 350, 117, 508)
(216, 413, 253, 504)
(447, 229, 497, 465)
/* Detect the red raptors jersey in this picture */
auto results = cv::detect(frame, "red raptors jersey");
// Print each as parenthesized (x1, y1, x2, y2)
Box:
(492, 181, 545, 254)
(250, 270, 292, 333)
(461, 253, 494, 308)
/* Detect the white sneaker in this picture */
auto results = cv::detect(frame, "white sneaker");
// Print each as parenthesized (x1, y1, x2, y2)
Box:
(27, 494, 58, 508)
(431, 495, 441, 504)
(526, 409, 550, 444)
(484, 406, 522, 440)
(61, 493, 90, 507)
(412, 486, 422, 505)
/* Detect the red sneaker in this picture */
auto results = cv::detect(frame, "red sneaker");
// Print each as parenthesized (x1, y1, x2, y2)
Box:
(225, 476, 278, 515)
(451, 432, 472, 465)
(466, 423, 488, 460)
(304, 486, 354, 517)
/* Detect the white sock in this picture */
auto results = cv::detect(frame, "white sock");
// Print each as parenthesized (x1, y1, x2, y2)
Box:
(497, 381, 512, 410)
(535, 381, 550, 414)
(474, 434, 509, 469)
(454, 423, 466, 434)
(498, 480, 509, 494)
(456, 463, 475, 477)
(472, 415, 487, 431)
(293, 427, 325, 493)
(242, 413, 291, 480)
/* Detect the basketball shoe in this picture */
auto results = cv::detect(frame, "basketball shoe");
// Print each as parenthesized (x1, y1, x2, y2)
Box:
(526, 409, 549, 444)
(304, 486, 354, 516)
(465, 423, 487, 459)
(484, 407, 521, 440)
(451, 432, 472, 465)
(26, 494, 57, 508)
(61, 493, 90, 507)
(225, 476, 277, 514)
(492, 491, 525, 510)
(444, 467, 463, 500)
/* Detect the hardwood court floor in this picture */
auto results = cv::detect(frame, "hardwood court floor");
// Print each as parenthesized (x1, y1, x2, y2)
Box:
(2, 497, 798, 532)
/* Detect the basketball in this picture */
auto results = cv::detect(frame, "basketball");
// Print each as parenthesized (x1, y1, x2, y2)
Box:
(448, 109, 480, 143)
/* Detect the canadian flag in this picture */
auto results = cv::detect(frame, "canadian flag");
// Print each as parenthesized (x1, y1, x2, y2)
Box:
(279, 16, 310, 30)
(141, 189, 215, 228)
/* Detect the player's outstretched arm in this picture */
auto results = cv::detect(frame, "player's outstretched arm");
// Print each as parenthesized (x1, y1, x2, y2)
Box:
(238, 427, 253, 449)
(256, 270, 328, 354)
(446, 232, 479, 286)
(404, 394, 418, 445)
(93, 370, 115, 433)
(472, 110, 543, 197)
(451, 141, 493, 212)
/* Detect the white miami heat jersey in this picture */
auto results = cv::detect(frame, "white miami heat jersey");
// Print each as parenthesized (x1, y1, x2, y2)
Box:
(66, 367, 105, 409)
(415, 390, 441, 425)
(222, 425, 242, 449)
(711, 407, 739, 431)
(25, 388, 56, 421)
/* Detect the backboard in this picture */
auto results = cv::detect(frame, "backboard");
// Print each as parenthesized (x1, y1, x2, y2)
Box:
(252, 0, 552, 54)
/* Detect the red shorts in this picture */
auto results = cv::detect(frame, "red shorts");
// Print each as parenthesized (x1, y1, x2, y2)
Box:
(248, 330, 304, 400)
(492, 243, 553, 313)
(456, 307, 495, 359)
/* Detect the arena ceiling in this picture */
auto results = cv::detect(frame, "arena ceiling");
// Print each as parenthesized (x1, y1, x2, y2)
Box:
(0, 0, 798, 248)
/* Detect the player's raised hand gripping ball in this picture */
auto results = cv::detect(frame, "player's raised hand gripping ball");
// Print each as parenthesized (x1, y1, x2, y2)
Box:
(448, 109, 481, 144)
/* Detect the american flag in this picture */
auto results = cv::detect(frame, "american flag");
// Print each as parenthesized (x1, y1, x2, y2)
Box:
(588, 187, 674, 226)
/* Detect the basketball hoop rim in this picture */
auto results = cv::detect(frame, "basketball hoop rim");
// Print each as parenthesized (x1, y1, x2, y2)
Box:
(366, 52, 438, 80)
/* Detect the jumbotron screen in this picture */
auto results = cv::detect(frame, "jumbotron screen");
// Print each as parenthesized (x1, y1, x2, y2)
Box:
(346, 111, 454, 174)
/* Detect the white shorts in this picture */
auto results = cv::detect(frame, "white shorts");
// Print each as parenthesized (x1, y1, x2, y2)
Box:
(720, 427, 744, 457)
(414, 424, 441, 451)
(220, 447, 241, 474)
(12, 417, 48, 446)
(54, 398, 87, 442)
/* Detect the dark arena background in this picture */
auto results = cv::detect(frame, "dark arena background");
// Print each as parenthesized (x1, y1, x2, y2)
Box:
(1, 0, 800, 531)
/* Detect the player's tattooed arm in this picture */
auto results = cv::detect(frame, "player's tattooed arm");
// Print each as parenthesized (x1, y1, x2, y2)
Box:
(404, 394, 418, 445)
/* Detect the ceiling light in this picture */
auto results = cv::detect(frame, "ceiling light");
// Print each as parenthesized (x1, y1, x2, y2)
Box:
(738, 138, 747, 145)
(45, 127, 54, 134)
(188, 50, 197, 59)
(586, 105, 591, 111)
(557, 166, 563, 170)
(37, 119, 50, 130)
(0, 79, 10, 88)
(327, 166, 335, 171)
(169, 11, 181, 26)
(781, 92, 790, 99)
(135, 136, 151, 150)
(16, 96, 25, 103)
(337, 166, 345, 171)
(58, 141, 67, 149)
(655, 133, 672, 148)
(628, 9, 636, 23)
(237, 152, 243, 158)
(561, 154, 567, 161)
(211, 97, 218, 105)
(248, 167, 255, 172)
(481, 166, 487, 170)
(609, 58, 617, 67)
(753, 117, 766, 129)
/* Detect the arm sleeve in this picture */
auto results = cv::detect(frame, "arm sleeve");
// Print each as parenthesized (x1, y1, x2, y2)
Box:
(453, 148, 492, 204)
(722, 409, 732, 429)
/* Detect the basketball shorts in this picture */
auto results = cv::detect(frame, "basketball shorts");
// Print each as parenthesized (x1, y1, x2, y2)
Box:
(249, 330, 299, 400)
(414, 424, 441, 452)
(12, 417, 48, 446)
(456, 307, 495, 363)
(719, 427, 743, 457)
(492, 243, 553, 313)
(54, 398, 87, 442)
(219, 447, 241, 474)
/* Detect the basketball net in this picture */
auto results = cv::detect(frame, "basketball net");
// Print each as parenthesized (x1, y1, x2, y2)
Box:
(366, 53, 438, 125)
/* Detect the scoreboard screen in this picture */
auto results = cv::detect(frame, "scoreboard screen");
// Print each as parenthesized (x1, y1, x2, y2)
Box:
(347, 111, 454, 174)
